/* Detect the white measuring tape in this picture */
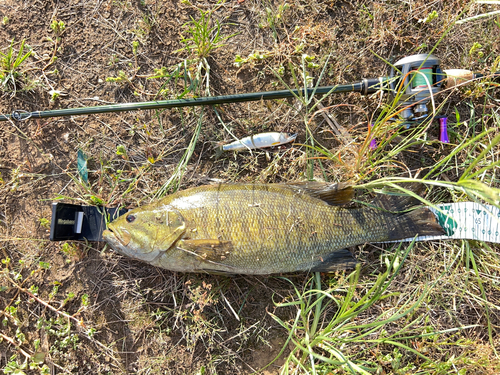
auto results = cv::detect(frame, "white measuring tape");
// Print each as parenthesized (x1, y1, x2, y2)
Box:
(397, 202, 500, 244)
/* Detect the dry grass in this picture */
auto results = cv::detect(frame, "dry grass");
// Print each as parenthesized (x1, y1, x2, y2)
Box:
(1, 0, 500, 374)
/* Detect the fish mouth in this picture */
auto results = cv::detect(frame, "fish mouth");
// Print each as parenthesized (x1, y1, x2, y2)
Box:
(102, 228, 115, 242)
(103, 227, 164, 264)
(103, 227, 131, 247)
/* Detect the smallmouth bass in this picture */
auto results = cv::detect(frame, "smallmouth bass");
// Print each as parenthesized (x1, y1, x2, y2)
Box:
(103, 182, 444, 274)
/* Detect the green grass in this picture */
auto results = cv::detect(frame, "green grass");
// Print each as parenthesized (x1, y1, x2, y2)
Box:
(0, 38, 33, 96)
(177, 0, 237, 60)
(266, 240, 489, 374)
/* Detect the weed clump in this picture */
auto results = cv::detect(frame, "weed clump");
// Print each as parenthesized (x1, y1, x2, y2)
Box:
(0, 39, 35, 96)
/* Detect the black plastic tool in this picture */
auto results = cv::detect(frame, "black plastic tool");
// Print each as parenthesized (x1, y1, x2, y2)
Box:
(49, 202, 127, 242)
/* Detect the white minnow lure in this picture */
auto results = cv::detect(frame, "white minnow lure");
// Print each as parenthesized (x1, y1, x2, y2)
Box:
(222, 132, 297, 151)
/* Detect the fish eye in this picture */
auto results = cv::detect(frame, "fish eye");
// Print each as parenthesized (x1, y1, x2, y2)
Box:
(126, 214, 136, 223)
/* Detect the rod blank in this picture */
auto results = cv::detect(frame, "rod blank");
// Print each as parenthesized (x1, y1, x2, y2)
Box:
(0, 80, 388, 122)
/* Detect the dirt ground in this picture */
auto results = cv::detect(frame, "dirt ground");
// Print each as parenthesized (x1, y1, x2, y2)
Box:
(0, 0, 499, 374)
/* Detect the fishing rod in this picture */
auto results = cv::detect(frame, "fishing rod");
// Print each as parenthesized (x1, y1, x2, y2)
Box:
(0, 81, 383, 121)
(1, 54, 495, 123)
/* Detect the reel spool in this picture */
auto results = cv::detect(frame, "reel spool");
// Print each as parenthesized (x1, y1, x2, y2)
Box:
(389, 54, 443, 121)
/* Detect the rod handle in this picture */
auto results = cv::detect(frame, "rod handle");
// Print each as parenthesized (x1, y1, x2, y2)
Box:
(442, 69, 474, 88)
(442, 69, 500, 88)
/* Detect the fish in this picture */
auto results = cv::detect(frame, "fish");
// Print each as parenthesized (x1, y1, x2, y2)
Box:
(102, 182, 445, 274)
(222, 132, 297, 151)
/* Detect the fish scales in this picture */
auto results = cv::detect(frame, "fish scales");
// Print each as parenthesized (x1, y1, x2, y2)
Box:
(169, 185, 358, 271)
(103, 183, 445, 274)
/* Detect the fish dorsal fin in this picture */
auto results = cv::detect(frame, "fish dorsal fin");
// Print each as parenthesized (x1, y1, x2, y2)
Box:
(283, 181, 354, 206)
(178, 239, 234, 263)
(371, 183, 424, 213)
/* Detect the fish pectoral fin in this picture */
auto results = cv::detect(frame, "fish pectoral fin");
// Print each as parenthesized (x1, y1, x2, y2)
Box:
(179, 239, 234, 263)
(309, 249, 358, 272)
(283, 181, 354, 206)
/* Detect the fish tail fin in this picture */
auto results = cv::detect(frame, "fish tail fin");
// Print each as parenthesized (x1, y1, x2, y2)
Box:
(388, 206, 445, 240)
(309, 249, 357, 272)
(370, 184, 445, 240)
